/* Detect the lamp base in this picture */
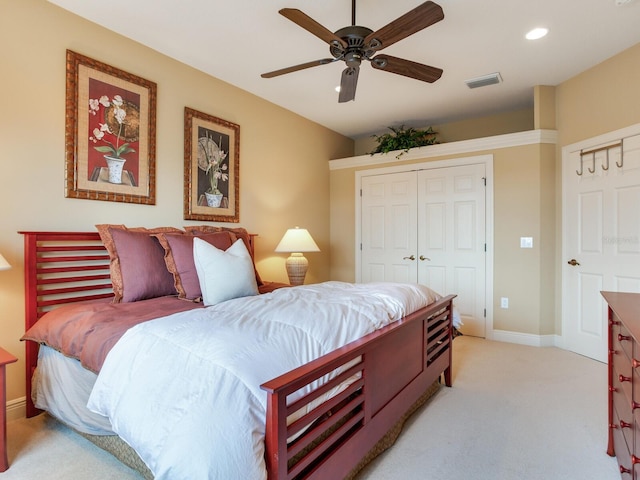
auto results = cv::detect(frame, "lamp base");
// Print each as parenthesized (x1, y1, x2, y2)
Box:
(285, 253, 308, 286)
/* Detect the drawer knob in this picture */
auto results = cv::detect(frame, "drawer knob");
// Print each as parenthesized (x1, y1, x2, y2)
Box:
(619, 333, 632, 342)
(609, 386, 618, 393)
(620, 374, 632, 383)
(621, 465, 632, 474)
(610, 423, 619, 429)
(609, 349, 619, 356)
(611, 320, 621, 326)
(633, 358, 640, 369)
(621, 420, 633, 429)
(634, 455, 640, 465)
(633, 401, 640, 410)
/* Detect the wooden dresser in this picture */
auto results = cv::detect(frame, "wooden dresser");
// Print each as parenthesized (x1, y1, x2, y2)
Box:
(603, 291, 640, 478)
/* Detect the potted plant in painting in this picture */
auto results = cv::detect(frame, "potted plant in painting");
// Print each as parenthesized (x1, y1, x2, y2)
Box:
(197, 132, 229, 207)
(370, 125, 438, 159)
(89, 94, 137, 184)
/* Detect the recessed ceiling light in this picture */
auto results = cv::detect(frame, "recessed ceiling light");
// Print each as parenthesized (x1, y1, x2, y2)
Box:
(526, 27, 548, 40)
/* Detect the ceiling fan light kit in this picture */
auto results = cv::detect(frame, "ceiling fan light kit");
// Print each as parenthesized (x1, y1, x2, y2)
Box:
(261, 1, 445, 103)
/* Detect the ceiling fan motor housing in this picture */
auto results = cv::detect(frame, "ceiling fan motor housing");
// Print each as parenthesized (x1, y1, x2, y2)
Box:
(330, 25, 375, 61)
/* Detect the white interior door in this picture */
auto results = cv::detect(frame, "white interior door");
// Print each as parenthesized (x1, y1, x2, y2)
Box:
(361, 171, 417, 283)
(417, 164, 487, 337)
(563, 132, 640, 362)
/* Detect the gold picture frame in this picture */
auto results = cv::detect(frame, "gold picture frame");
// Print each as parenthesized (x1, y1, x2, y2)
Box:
(184, 107, 240, 222)
(65, 50, 157, 204)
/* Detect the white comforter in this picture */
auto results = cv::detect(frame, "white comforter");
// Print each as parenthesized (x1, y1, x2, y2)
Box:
(87, 281, 442, 480)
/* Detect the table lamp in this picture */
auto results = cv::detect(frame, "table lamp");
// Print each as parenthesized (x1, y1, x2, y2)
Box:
(0, 254, 10, 271)
(275, 227, 320, 286)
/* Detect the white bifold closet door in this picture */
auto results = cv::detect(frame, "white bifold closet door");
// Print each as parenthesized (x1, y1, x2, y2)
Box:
(360, 163, 486, 337)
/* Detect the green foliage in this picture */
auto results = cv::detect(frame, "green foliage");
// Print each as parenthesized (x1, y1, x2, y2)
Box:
(370, 125, 438, 158)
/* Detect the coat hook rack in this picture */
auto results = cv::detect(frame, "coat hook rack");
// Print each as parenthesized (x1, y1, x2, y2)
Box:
(578, 140, 624, 176)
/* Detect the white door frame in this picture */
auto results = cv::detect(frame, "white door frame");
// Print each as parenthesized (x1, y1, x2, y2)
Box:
(561, 122, 640, 354)
(355, 154, 495, 339)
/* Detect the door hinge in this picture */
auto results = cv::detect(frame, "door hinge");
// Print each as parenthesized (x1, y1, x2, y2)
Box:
(484, 308, 486, 317)
(484, 243, 486, 252)
(482, 177, 486, 186)
(360, 189, 362, 197)
(360, 243, 362, 251)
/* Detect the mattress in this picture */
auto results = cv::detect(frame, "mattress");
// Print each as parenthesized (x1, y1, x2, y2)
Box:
(33, 345, 113, 435)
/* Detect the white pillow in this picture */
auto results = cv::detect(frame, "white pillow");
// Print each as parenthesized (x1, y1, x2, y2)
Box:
(193, 237, 259, 306)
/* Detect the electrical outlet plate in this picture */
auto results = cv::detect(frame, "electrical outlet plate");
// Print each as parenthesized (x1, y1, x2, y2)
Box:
(520, 237, 533, 248)
(500, 297, 509, 308)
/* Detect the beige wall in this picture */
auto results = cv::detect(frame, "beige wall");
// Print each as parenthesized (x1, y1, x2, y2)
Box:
(0, 0, 353, 403)
(556, 43, 640, 148)
(353, 108, 534, 156)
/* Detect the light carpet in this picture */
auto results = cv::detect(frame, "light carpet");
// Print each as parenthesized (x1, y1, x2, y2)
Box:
(3, 336, 619, 479)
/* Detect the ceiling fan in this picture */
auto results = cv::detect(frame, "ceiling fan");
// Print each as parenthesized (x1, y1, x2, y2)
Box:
(261, 1, 444, 103)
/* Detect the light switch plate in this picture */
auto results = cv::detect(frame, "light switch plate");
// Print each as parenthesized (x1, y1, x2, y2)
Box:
(520, 237, 533, 248)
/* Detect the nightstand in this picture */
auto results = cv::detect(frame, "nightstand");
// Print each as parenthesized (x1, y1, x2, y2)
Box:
(0, 347, 17, 472)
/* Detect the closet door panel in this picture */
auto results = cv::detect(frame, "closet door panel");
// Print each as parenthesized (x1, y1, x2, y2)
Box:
(361, 172, 418, 283)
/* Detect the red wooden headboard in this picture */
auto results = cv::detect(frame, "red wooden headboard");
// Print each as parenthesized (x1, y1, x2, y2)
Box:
(20, 231, 113, 416)
(19, 230, 257, 417)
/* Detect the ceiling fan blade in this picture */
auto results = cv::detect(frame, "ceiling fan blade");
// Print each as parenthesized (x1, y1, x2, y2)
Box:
(338, 67, 359, 103)
(370, 55, 442, 83)
(261, 58, 337, 78)
(364, 1, 444, 51)
(279, 9, 348, 49)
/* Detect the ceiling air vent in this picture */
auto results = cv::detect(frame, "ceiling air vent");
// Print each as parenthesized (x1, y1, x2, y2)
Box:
(465, 72, 502, 89)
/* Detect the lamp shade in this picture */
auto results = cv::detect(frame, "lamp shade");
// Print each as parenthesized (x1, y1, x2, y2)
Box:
(274, 227, 320, 253)
(0, 253, 11, 271)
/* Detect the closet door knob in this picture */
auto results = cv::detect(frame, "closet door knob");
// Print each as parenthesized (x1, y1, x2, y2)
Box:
(567, 259, 580, 266)
(419, 256, 430, 261)
(403, 255, 415, 261)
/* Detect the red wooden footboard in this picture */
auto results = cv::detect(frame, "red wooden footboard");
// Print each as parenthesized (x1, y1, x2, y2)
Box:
(261, 294, 455, 480)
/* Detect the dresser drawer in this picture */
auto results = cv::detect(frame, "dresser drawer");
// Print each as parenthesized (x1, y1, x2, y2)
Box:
(612, 413, 635, 478)
(613, 348, 634, 399)
(614, 321, 635, 362)
(613, 373, 636, 452)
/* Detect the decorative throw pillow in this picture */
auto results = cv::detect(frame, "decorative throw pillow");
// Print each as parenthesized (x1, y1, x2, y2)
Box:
(96, 224, 182, 303)
(155, 231, 235, 301)
(184, 225, 264, 286)
(193, 237, 258, 306)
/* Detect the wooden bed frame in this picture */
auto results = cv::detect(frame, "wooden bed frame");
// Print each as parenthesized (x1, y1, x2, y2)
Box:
(21, 231, 455, 480)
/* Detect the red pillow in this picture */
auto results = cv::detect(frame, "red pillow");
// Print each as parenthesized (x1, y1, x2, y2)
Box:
(96, 225, 182, 303)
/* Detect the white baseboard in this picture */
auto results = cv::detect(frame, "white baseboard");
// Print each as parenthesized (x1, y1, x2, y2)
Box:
(491, 330, 562, 348)
(6, 397, 26, 421)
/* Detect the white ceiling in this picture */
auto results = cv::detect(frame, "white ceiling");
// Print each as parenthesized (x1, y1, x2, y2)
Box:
(49, 0, 640, 139)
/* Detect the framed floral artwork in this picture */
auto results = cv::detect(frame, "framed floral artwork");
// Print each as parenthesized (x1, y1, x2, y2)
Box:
(184, 107, 240, 222)
(64, 50, 157, 204)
